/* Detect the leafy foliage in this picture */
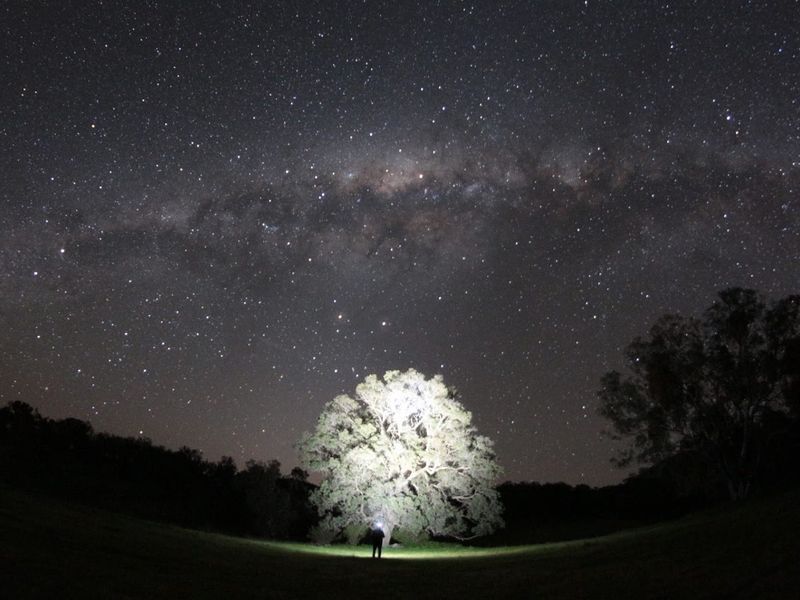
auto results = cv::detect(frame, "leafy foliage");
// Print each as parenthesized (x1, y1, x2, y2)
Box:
(298, 369, 503, 543)
(598, 288, 800, 499)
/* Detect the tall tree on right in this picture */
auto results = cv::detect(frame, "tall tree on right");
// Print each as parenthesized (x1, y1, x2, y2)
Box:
(598, 288, 800, 500)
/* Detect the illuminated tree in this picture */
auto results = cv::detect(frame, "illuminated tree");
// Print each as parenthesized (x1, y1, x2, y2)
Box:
(598, 288, 800, 500)
(298, 369, 503, 545)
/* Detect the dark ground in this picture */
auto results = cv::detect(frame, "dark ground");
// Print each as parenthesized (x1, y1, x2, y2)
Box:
(2, 485, 799, 599)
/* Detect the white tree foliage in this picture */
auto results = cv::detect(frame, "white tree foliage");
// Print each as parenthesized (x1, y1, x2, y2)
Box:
(298, 369, 503, 545)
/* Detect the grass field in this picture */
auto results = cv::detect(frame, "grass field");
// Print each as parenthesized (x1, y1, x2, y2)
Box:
(1, 486, 799, 599)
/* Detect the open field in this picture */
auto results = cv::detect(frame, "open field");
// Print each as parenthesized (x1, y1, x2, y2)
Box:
(1, 486, 799, 599)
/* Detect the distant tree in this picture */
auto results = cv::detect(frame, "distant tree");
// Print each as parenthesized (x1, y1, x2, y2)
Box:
(765, 294, 800, 415)
(0, 400, 40, 437)
(214, 456, 238, 481)
(598, 288, 800, 500)
(289, 466, 309, 482)
(236, 459, 283, 537)
(298, 369, 503, 546)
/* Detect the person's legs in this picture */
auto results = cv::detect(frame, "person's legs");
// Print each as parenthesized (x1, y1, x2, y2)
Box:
(377, 543, 382, 558)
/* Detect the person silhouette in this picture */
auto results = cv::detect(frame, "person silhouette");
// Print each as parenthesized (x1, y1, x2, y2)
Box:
(371, 524, 385, 558)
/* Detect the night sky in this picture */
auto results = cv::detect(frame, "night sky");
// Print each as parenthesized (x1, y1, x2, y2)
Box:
(1, 2, 798, 486)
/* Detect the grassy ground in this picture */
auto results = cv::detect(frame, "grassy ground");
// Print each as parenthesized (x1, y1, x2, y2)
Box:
(1, 486, 798, 599)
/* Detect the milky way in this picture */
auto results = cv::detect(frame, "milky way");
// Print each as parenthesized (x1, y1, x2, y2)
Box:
(1, 1, 798, 485)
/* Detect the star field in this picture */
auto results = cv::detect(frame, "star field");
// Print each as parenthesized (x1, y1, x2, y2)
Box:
(1, 1, 798, 485)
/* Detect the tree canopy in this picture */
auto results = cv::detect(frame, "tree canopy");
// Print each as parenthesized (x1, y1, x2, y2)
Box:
(598, 288, 800, 500)
(298, 369, 503, 544)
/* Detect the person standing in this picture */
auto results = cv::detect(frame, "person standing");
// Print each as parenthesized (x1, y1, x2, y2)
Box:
(371, 524, 385, 558)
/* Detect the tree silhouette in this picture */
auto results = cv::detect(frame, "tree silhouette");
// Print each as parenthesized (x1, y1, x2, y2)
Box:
(599, 288, 800, 500)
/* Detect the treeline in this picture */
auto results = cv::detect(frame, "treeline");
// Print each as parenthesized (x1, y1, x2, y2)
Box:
(489, 428, 800, 546)
(491, 466, 707, 546)
(0, 401, 316, 540)
(3, 399, 798, 545)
